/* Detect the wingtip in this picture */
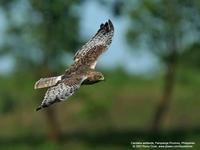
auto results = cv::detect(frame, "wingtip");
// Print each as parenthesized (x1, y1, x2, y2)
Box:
(35, 106, 42, 111)
(99, 19, 114, 29)
(35, 103, 49, 111)
(108, 19, 114, 30)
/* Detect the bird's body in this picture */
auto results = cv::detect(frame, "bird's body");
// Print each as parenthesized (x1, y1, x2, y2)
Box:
(34, 20, 114, 111)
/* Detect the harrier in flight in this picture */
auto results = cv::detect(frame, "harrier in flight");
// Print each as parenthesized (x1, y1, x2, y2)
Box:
(34, 20, 114, 111)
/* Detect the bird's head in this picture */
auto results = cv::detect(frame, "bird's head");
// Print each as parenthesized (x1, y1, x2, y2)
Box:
(93, 72, 104, 81)
(83, 71, 104, 85)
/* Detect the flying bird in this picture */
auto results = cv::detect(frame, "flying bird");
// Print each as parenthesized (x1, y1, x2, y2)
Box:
(34, 20, 114, 111)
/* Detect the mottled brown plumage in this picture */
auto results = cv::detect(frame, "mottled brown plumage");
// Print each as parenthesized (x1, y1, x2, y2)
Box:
(34, 19, 114, 111)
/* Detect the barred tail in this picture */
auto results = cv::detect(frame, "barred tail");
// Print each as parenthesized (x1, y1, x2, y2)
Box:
(34, 75, 62, 89)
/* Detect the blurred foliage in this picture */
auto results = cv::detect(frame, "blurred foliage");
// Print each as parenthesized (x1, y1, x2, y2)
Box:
(116, 0, 200, 130)
(0, 93, 15, 114)
(125, 0, 200, 62)
(0, 0, 83, 140)
(109, 0, 200, 112)
(0, 0, 200, 149)
(180, 42, 200, 68)
(1, 0, 81, 72)
(0, 70, 200, 149)
(0, 0, 83, 98)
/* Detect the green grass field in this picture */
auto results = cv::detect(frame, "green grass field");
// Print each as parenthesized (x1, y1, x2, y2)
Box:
(0, 69, 199, 149)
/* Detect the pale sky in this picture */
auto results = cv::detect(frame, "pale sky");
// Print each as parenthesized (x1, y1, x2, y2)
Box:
(80, 0, 158, 74)
(0, 0, 158, 75)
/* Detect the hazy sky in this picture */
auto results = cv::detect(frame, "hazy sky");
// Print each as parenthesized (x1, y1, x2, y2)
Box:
(80, 0, 158, 74)
(0, 0, 158, 74)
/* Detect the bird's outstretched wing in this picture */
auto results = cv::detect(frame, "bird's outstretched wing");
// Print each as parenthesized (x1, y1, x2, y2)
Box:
(36, 75, 86, 111)
(73, 19, 114, 69)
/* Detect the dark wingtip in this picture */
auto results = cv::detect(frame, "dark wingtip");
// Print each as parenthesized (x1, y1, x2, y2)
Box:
(35, 103, 49, 111)
(99, 19, 114, 30)
(108, 19, 114, 30)
(35, 106, 42, 111)
(108, 19, 112, 24)
(105, 19, 114, 31)
(100, 23, 104, 28)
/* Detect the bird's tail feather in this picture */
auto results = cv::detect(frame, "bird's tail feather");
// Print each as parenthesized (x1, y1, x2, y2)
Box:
(34, 75, 62, 89)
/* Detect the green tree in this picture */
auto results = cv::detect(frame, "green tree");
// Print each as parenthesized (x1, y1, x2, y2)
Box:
(122, 0, 200, 130)
(0, 0, 81, 140)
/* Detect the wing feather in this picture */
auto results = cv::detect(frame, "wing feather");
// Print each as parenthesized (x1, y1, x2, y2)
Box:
(73, 19, 114, 68)
(36, 76, 86, 111)
(34, 75, 63, 89)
